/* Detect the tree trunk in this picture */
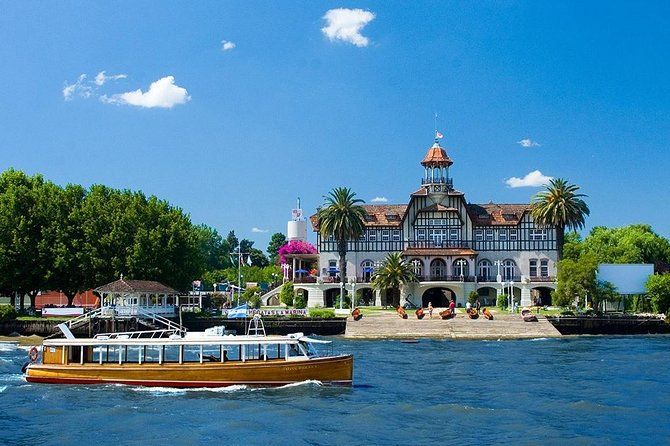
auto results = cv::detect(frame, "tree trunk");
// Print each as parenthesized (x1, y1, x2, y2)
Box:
(29, 290, 38, 310)
(338, 240, 347, 304)
(19, 292, 25, 311)
(64, 290, 77, 307)
(556, 225, 565, 261)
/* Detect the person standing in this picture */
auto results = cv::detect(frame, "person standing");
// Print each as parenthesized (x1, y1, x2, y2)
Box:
(428, 301, 434, 319)
(449, 297, 456, 315)
(475, 298, 481, 313)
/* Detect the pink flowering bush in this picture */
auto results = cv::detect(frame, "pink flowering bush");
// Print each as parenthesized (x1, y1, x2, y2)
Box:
(278, 240, 317, 264)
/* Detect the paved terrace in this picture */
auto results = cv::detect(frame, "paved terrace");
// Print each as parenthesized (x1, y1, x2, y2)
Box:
(344, 309, 561, 340)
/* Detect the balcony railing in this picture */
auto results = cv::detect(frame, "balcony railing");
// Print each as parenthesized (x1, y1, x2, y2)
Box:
(529, 276, 556, 282)
(421, 178, 453, 187)
(418, 275, 476, 282)
(406, 240, 474, 250)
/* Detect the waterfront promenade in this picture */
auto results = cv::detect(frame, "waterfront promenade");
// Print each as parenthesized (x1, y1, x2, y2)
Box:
(345, 309, 561, 340)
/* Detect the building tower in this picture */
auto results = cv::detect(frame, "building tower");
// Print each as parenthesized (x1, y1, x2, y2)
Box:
(420, 136, 454, 204)
(287, 198, 307, 242)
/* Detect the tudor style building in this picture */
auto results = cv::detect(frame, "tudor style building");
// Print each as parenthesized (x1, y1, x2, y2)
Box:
(303, 137, 557, 309)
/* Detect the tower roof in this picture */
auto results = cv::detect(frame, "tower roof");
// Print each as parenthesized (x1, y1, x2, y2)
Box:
(421, 141, 453, 167)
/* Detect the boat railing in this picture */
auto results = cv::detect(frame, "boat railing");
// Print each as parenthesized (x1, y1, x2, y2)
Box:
(94, 329, 177, 340)
(65, 307, 104, 330)
(246, 314, 266, 337)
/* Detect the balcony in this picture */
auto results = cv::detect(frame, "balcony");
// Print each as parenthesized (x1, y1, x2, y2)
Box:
(529, 276, 556, 283)
(405, 240, 474, 250)
(421, 177, 453, 187)
(418, 275, 476, 283)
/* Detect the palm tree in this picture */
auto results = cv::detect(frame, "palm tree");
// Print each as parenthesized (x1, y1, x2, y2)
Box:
(317, 187, 367, 300)
(531, 178, 590, 260)
(371, 252, 418, 307)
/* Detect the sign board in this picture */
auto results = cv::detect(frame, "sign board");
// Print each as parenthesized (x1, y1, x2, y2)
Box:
(43, 307, 85, 317)
(597, 264, 654, 295)
(249, 308, 308, 317)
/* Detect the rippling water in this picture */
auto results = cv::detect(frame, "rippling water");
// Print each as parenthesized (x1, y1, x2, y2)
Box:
(1, 336, 669, 445)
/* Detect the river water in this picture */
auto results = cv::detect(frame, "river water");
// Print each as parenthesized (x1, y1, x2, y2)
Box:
(1, 336, 669, 445)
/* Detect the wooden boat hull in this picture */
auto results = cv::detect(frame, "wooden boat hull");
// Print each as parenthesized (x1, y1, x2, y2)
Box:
(439, 310, 454, 319)
(482, 309, 493, 320)
(467, 310, 479, 319)
(25, 354, 353, 388)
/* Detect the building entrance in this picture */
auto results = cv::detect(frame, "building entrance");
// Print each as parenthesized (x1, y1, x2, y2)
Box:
(422, 287, 456, 308)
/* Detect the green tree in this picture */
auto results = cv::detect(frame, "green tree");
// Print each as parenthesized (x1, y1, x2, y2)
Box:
(248, 247, 269, 267)
(279, 281, 294, 307)
(593, 280, 620, 311)
(581, 224, 670, 265)
(553, 252, 599, 307)
(646, 274, 670, 315)
(267, 232, 287, 265)
(226, 231, 239, 252)
(531, 178, 590, 260)
(317, 187, 366, 299)
(371, 252, 418, 307)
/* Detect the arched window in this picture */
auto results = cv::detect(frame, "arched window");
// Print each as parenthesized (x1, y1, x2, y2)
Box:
(453, 258, 469, 277)
(503, 259, 517, 280)
(478, 259, 492, 280)
(361, 259, 374, 282)
(411, 259, 424, 277)
(430, 259, 447, 279)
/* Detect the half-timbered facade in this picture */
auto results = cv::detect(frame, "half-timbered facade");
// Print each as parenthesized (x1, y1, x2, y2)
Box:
(305, 137, 557, 309)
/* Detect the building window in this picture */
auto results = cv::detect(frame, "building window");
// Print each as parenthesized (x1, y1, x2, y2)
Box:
(530, 229, 547, 241)
(510, 229, 518, 241)
(475, 229, 484, 241)
(429, 229, 447, 245)
(361, 259, 374, 281)
(540, 259, 549, 277)
(529, 259, 538, 277)
(498, 229, 508, 242)
(453, 258, 469, 277)
(411, 259, 423, 277)
(382, 230, 390, 241)
(478, 259, 492, 280)
(485, 229, 494, 241)
(449, 229, 459, 241)
(392, 230, 401, 241)
(503, 259, 517, 280)
(359, 232, 367, 241)
(328, 260, 338, 277)
(416, 229, 426, 241)
(430, 259, 446, 278)
(369, 231, 377, 241)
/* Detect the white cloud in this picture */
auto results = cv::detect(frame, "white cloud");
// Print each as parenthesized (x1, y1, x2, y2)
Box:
(101, 76, 191, 109)
(221, 40, 236, 51)
(505, 170, 553, 188)
(63, 74, 92, 100)
(321, 8, 375, 47)
(517, 138, 541, 148)
(370, 197, 388, 203)
(251, 227, 269, 233)
(94, 71, 127, 86)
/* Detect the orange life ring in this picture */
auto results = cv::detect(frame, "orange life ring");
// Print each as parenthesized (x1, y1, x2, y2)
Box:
(29, 346, 39, 362)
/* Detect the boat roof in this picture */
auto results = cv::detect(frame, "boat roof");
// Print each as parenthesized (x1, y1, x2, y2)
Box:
(43, 332, 330, 347)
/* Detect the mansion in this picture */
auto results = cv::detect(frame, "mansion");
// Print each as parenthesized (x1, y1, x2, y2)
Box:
(292, 136, 557, 308)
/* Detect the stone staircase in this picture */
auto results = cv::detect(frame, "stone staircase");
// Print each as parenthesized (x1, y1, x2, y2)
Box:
(344, 310, 562, 340)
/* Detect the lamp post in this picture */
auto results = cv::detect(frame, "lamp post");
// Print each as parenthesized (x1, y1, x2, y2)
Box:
(238, 274, 244, 306)
(349, 277, 357, 313)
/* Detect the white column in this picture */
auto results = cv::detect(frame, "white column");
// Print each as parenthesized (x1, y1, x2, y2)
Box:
(375, 289, 382, 306)
(520, 284, 532, 308)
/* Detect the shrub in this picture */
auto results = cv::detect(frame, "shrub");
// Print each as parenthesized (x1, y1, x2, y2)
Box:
(279, 281, 294, 307)
(497, 293, 508, 310)
(248, 295, 262, 309)
(294, 293, 307, 309)
(309, 308, 336, 318)
(646, 274, 670, 315)
(0, 305, 17, 322)
(468, 291, 479, 305)
(333, 294, 351, 309)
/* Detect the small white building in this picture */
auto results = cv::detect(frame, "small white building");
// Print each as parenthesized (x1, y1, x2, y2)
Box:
(95, 278, 179, 317)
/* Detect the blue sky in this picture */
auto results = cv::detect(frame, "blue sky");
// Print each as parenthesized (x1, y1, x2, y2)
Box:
(1, 1, 669, 247)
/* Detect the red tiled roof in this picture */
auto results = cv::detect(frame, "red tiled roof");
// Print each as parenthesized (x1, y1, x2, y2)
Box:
(310, 204, 408, 229)
(95, 279, 178, 294)
(466, 203, 530, 226)
(421, 143, 453, 166)
(403, 248, 477, 257)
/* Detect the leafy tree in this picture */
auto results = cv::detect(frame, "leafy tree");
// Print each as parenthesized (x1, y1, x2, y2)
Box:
(531, 178, 590, 260)
(248, 247, 269, 267)
(279, 281, 294, 307)
(553, 252, 599, 307)
(317, 187, 366, 298)
(497, 293, 508, 310)
(581, 224, 670, 265)
(371, 252, 418, 307)
(468, 290, 479, 306)
(267, 232, 287, 265)
(593, 280, 620, 311)
(646, 274, 670, 315)
(226, 231, 239, 252)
